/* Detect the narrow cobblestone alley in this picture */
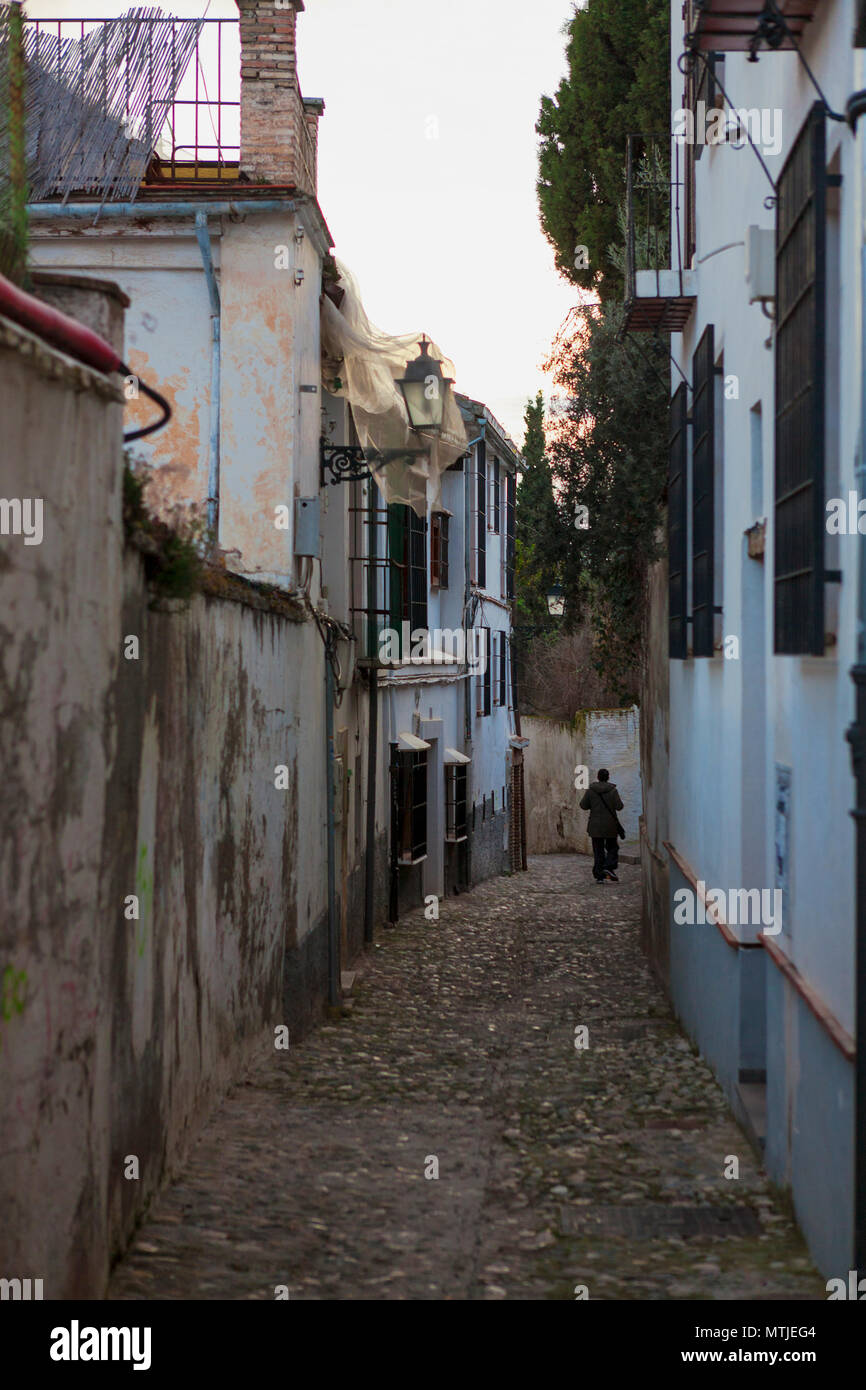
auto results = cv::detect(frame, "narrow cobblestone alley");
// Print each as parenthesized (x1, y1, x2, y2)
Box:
(109, 857, 824, 1301)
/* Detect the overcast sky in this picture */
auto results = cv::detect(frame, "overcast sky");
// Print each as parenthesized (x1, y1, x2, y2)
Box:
(25, 0, 578, 444)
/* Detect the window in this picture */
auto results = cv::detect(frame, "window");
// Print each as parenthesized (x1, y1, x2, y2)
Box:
(388, 503, 427, 650)
(774, 103, 828, 655)
(683, 66, 696, 269)
(476, 627, 491, 717)
(694, 52, 723, 164)
(395, 749, 427, 864)
(445, 765, 468, 842)
(474, 441, 487, 588)
(430, 512, 450, 590)
(493, 631, 507, 706)
(691, 324, 716, 657)
(490, 457, 500, 534)
(668, 383, 689, 659)
(504, 471, 515, 600)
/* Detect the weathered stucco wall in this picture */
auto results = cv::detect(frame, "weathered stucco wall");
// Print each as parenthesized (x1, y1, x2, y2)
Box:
(524, 709, 641, 856)
(0, 312, 333, 1296)
(0, 314, 126, 1298)
(639, 547, 671, 988)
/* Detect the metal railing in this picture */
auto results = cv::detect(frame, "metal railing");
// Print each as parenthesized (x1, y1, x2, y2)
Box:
(624, 133, 689, 304)
(26, 15, 240, 190)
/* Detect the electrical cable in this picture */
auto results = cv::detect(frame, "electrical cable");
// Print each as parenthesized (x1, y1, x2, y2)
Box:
(120, 362, 173, 442)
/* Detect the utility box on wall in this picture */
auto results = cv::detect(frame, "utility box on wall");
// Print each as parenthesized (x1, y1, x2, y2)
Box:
(294, 497, 320, 557)
(745, 226, 775, 305)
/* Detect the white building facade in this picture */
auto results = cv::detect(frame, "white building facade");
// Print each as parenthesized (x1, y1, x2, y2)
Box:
(633, 0, 866, 1276)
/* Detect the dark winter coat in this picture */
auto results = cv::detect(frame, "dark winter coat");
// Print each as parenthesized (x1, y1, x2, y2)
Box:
(579, 780, 624, 839)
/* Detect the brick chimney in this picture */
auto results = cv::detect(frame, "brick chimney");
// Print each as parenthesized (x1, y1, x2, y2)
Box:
(236, 0, 323, 192)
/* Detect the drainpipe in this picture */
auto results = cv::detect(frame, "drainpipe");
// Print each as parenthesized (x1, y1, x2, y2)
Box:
(846, 67, 866, 1281)
(29, 199, 299, 535)
(195, 212, 221, 538)
(364, 664, 378, 945)
(363, 482, 379, 945)
(325, 637, 340, 1007)
(28, 200, 297, 220)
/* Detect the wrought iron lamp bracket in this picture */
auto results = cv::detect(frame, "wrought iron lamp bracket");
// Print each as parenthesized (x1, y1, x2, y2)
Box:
(320, 441, 374, 487)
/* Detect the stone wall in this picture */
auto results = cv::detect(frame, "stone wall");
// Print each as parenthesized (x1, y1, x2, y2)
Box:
(523, 709, 641, 857)
(470, 804, 509, 885)
(0, 310, 333, 1296)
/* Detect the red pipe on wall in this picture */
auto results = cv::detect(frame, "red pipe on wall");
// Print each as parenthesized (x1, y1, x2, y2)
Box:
(0, 269, 120, 374)
(0, 270, 172, 441)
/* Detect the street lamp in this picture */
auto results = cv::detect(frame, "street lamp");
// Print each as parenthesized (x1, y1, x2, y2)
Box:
(396, 335, 453, 433)
(547, 584, 565, 617)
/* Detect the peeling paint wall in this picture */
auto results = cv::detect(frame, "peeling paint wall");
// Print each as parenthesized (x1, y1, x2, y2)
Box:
(29, 205, 324, 584)
(524, 710, 641, 856)
(0, 313, 332, 1296)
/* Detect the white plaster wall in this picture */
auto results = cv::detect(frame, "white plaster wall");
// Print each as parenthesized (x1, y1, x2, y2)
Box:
(30, 205, 324, 587)
(524, 709, 642, 855)
(667, 0, 857, 1022)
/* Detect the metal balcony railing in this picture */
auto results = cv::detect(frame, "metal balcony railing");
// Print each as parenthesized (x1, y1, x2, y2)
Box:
(623, 133, 696, 334)
(25, 15, 240, 199)
(686, 0, 821, 55)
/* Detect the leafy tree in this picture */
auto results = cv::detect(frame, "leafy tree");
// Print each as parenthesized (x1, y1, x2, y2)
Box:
(536, 0, 670, 301)
(514, 392, 562, 631)
(545, 303, 668, 700)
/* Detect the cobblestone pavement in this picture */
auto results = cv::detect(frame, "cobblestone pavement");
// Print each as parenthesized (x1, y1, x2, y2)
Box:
(109, 856, 824, 1301)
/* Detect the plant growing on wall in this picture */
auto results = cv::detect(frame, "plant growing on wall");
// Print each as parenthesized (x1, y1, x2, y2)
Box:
(0, 1, 29, 286)
(123, 457, 208, 606)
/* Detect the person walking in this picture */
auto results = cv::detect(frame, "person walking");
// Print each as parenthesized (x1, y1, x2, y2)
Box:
(580, 768, 624, 883)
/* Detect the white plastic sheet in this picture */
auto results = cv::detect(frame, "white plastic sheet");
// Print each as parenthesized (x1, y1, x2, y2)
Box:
(321, 259, 468, 515)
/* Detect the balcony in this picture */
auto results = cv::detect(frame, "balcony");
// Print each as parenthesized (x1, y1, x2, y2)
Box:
(622, 134, 696, 335)
(24, 15, 241, 200)
(687, 1, 822, 55)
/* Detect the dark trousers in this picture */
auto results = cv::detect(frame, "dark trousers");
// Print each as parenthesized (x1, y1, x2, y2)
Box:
(592, 837, 619, 880)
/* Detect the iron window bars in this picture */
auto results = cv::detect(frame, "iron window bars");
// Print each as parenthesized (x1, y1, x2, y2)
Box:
(691, 323, 717, 657)
(668, 383, 690, 659)
(504, 471, 515, 601)
(430, 511, 450, 590)
(476, 627, 492, 718)
(774, 101, 831, 655)
(474, 438, 487, 588)
(395, 749, 428, 865)
(445, 765, 468, 843)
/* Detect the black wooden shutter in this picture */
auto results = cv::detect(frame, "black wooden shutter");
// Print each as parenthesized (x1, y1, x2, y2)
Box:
(691, 324, 715, 657)
(430, 513, 441, 587)
(408, 507, 427, 633)
(505, 472, 515, 600)
(774, 102, 827, 656)
(439, 513, 449, 590)
(492, 458, 500, 533)
(498, 632, 506, 705)
(668, 382, 689, 659)
(483, 628, 491, 715)
(477, 440, 487, 588)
